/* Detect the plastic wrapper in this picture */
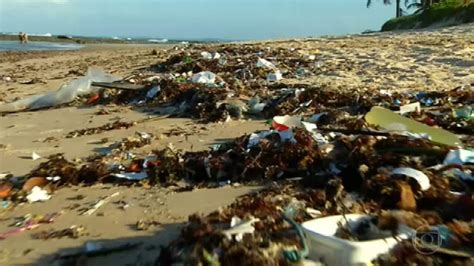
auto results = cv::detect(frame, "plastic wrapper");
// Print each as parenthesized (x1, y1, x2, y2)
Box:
(0, 68, 119, 113)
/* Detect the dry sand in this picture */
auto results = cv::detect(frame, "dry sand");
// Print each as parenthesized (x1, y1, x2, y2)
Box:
(0, 24, 473, 265)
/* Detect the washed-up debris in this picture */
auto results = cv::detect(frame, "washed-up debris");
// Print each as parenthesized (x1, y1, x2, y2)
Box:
(222, 216, 260, 241)
(444, 149, 474, 165)
(136, 219, 160, 231)
(146, 86, 161, 99)
(65, 121, 135, 138)
(112, 171, 148, 181)
(399, 102, 421, 115)
(0, 68, 118, 113)
(191, 71, 217, 85)
(0, 183, 13, 199)
(32, 225, 87, 240)
(3, 43, 474, 265)
(267, 71, 283, 82)
(304, 214, 413, 265)
(22, 177, 49, 192)
(82, 192, 120, 215)
(391, 167, 430, 191)
(26, 187, 51, 203)
(0, 212, 61, 240)
(256, 57, 277, 69)
(365, 106, 462, 147)
(31, 152, 41, 161)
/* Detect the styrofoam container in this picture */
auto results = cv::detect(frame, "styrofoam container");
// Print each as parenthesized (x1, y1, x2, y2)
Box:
(302, 214, 414, 266)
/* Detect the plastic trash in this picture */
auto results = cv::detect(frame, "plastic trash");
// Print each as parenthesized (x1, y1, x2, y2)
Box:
(267, 71, 283, 82)
(248, 96, 266, 114)
(201, 51, 221, 60)
(201, 51, 212, 60)
(302, 214, 414, 266)
(112, 171, 148, 181)
(444, 149, 474, 165)
(222, 216, 259, 241)
(0, 68, 119, 113)
(305, 113, 327, 123)
(399, 102, 421, 115)
(191, 71, 216, 84)
(26, 186, 51, 202)
(46, 176, 61, 182)
(31, 152, 41, 161)
(146, 86, 161, 99)
(391, 167, 430, 191)
(247, 130, 296, 148)
(454, 105, 473, 119)
(272, 115, 302, 131)
(365, 106, 462, 147)
(256, 57, 276, 69)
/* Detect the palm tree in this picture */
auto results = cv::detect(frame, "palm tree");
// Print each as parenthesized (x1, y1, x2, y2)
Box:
(404, 0, 438, 14)
(367, 0, 402, 18)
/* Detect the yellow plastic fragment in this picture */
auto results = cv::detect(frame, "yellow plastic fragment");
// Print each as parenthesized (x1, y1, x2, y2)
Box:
(365, 106, 462, 147)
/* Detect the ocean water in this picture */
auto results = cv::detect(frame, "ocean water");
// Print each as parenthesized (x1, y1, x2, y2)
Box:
(0, 41, 84, 52)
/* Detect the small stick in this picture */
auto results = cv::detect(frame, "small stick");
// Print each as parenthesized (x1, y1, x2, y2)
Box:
(82, 192, 120, 216)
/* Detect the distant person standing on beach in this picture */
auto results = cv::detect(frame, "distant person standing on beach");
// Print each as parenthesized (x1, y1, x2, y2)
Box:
(18, 32, 28, 44)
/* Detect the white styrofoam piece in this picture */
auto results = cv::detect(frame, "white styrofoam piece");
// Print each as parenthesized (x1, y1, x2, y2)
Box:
(391, 167, 430, 191)
(302, 214, 414, 266)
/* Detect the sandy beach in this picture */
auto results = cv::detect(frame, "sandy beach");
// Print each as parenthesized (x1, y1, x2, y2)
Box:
(0, 24, 473, 265)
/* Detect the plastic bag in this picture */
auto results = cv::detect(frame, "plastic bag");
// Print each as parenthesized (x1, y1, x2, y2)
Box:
(0, 68, 119, 113)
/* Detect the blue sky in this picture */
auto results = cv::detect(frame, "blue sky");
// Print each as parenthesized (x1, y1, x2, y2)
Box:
(0, 0, 394, 40)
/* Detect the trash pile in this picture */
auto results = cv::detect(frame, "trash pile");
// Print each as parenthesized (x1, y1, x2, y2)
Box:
(1, 45, 473, 265)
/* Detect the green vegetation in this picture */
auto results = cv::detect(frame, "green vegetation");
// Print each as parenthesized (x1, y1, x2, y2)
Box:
(382, 0, 474, 31)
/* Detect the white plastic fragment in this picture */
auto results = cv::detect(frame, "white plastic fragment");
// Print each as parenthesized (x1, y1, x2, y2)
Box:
(273, 115, 302, 128)
(248, 96, 266, 114)
(391, 167, 430, 191)
(223, 216, 260, 241)
(201, 51, 212, 59)
(444, 149, 474, 165)
(306, 55, 316, 61)
(302, 121, 317, 132)
(201, 51, 221, 60)
(31, 152, 41, 161)
(112, 172, 148, 181)
(256, 57, 276, 69)
(137, 132, 151, 140)
(26, 186, 51, 203)
(143, 155, 158, 168)
(146, 86, 161, 99)
(191, 71, 216, 84)
(46, 176, 61, 182)
(266, 71, 282, 82)
(302, 214, 414, 266)
(305, 207, 322, 218)
(399, 102, 421, 115)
